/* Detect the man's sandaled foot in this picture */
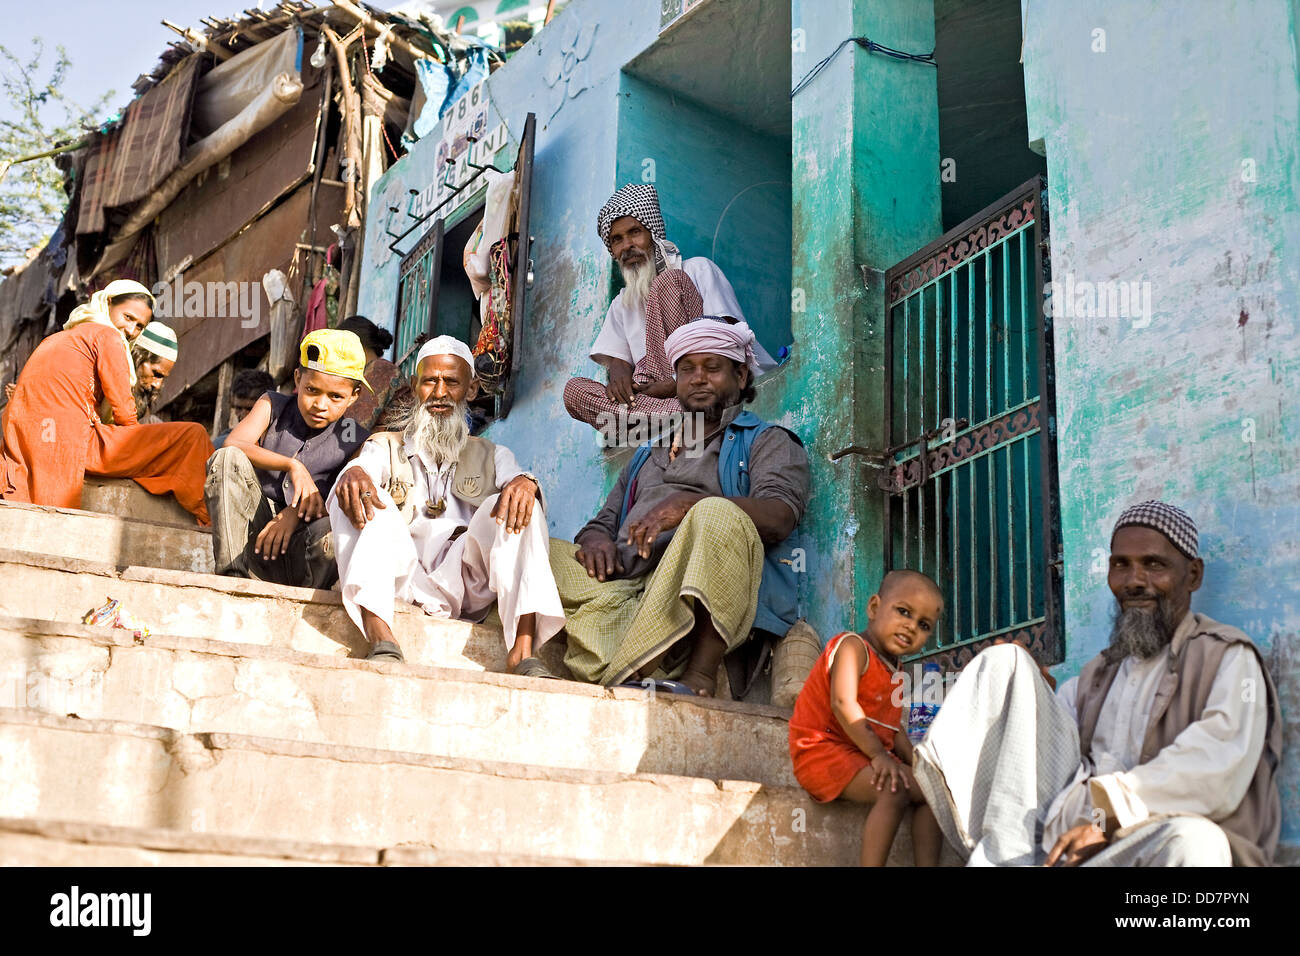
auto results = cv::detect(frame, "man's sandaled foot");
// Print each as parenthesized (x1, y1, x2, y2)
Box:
(366, 640, 405, 663)
(512, 656, 559, 680)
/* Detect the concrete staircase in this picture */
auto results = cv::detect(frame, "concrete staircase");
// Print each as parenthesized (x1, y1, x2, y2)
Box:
(0, 494, 946, 866)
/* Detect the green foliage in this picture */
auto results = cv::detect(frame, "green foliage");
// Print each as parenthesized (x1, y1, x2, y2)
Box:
(0, 38, 113, 270)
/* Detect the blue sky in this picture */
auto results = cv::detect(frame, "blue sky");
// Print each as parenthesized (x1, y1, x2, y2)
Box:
(0, 0, 403, 131)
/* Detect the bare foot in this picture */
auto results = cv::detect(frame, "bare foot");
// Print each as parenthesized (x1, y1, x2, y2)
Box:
(679, 668, 716, 697)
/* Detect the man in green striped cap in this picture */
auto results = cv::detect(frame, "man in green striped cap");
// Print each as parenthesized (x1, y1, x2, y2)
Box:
(130, 321, 178, 422)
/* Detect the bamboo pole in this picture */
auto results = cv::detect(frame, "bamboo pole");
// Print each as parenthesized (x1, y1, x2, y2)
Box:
(161, 19, 235, 60)
(0, 139, 89, 183)
(330, 0, 432, 63)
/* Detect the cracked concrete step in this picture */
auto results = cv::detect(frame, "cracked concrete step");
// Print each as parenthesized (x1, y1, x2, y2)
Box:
(0, 817, 373, 866)
(0, 708, 866, 865)
(0, 817, 645, 866)
(0, 500, 214, 574)
(80, 477, 200, 526)
(0, 548, 513, 673)
(0, 614, 797, 787)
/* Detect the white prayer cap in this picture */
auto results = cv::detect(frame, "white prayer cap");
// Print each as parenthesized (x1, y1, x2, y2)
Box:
(415, 335, 476, 378)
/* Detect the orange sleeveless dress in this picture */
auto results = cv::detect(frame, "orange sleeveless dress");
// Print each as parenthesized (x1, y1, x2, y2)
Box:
(788, 631, 903, 802)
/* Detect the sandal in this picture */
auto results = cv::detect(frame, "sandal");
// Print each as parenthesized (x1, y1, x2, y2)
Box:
(512, 656, 559, 680)
(618, 678, 696, 696)
(366, 640, 405, 663)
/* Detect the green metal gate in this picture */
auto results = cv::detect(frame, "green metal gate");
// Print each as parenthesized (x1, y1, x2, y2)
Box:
(881, 176, 1063, 669)
(394, 220, 444, 380)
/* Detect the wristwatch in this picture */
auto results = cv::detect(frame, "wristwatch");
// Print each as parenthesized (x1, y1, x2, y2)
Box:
(519, 472, 540, 488)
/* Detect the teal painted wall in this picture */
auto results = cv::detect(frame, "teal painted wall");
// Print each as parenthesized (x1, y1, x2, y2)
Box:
(614, 73, 793, 358)
(1022, 0, 1300, 846)
(789, 0, 941, 638)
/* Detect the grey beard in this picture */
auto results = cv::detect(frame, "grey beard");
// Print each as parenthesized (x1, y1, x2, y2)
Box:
(1103, 596, 1181, 663)
(403, 399, 469, 466)
(618, 255, 657, 314)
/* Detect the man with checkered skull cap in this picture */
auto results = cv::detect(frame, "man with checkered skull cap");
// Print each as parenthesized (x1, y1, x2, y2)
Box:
(907, 500, 1282, 868)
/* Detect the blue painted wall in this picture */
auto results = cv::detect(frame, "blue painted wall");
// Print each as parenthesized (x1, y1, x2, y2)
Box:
(614, 73, 793, 357)
(360, 0, 663, 539)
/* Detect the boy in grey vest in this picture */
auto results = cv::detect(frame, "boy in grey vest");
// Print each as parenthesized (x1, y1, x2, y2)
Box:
(204, 329, 370, 588)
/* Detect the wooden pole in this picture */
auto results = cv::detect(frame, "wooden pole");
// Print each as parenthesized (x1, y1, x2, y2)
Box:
(330, 0, 434, 62)
(212, 359, 234, 440)
(161, 19, 234, 60)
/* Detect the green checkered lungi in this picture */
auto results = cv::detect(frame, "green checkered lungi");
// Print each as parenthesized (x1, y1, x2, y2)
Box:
(550, 497, 764, 686)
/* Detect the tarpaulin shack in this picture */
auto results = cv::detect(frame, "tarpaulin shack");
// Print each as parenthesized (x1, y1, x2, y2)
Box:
(0, 0, 509, 429)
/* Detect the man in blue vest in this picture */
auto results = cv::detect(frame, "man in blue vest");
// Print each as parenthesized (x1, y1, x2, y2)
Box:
(551, 317, 810, 697)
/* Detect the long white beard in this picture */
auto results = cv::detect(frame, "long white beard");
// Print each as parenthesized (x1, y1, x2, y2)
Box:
(404, 399, 469, 467)
(619, 255, 657, 314)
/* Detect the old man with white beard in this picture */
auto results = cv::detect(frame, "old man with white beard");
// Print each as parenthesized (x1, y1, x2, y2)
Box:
(327, 336, 564, 675)
(562, 183, 778, 437)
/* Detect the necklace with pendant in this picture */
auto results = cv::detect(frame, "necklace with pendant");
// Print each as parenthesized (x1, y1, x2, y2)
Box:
(423, 497, 447, 518)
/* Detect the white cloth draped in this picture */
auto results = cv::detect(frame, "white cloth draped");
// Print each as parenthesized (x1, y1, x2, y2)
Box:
(913, 642, 1243, 866)
(328, 435, 564, 650)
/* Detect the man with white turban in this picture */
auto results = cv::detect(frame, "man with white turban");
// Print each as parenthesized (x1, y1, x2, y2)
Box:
(563, 183, 778, 440)
(551, 317, 809, 697)
(911, 500, 1282, 867)
(328, 335, 565, 673)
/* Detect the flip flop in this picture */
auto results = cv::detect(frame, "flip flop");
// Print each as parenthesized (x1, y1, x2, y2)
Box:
(618, 678, 697, 696)
(512, 656, 560, 680)
(366, 640, 405, 663)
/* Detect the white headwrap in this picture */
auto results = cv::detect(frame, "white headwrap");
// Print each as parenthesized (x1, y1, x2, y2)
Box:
(64, 279, 156, 388)
(663, 318, 761, 375)
(415, 335, 476, 379)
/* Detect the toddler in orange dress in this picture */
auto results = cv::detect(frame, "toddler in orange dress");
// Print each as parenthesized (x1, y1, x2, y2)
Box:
(789, 569, 945, 866)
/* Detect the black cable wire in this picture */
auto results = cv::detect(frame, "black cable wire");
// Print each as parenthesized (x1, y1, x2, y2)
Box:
(791, 35, 936, 99)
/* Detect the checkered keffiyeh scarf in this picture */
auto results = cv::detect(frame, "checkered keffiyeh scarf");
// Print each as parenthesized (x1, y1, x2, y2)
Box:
(1112, 500, 1199, 559)
(597, 183, 666, 250)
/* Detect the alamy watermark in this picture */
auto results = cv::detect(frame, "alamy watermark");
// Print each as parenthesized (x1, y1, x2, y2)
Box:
(50, 886, 151, 936)
(150, 273, 262, 330)
(1044, 272, 1153, 328)
(593, 411, 714, 458)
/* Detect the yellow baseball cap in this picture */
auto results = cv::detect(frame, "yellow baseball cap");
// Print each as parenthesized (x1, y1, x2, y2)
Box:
(300, 329, 370, 389)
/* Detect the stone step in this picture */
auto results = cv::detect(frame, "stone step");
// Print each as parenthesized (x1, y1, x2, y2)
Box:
(0, 708, 867, 865)
(0, 817, 373, 866)
(0, 817, 641, 866)
(81, 476, 198, 527)
(0, 614, 797, 788)
(0, 548, 510, 673)
(0, 500, 213, 574)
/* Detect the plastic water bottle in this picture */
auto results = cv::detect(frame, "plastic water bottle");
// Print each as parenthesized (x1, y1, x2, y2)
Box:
(907, 661, 943, 744)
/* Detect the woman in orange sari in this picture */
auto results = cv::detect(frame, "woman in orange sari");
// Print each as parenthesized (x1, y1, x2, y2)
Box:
(0, 279, 213, 525)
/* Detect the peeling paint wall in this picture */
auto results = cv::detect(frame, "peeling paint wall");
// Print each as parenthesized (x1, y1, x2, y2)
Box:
(1022, 0, 1300, 844)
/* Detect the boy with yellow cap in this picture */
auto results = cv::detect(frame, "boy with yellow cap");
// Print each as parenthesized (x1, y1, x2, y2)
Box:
(204, 329, 371, 587)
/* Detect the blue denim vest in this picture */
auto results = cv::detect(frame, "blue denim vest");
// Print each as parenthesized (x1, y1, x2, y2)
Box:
(618, 410, 801, 635)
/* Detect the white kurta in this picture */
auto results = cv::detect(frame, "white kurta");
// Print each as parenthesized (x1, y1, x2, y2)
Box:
(327, 434, 565, 651)
(589, 255, 779, 372)
(1042, 626, 1267, 854)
